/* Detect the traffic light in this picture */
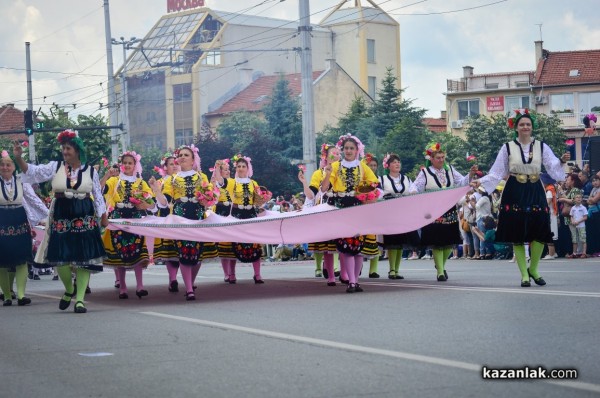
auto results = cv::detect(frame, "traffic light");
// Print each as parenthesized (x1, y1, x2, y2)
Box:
(24, 110, 33, 136)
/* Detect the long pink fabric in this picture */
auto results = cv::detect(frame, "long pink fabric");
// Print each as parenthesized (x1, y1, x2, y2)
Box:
(107, 187, 469, 245)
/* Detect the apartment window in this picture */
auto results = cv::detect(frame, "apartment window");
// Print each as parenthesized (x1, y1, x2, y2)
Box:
(505, 95, 530, 112)
(368, 76, 377, 99)
(173, 83, 192, 102)
(550, 93, 574, 113)
(175, 128, 194, 147)
(579, 92, 600, 113)
(458, 99, 480, 120)
(485, 83, 499, 89)
(201, 51, 221, 66)
(367, 39, 376, 63)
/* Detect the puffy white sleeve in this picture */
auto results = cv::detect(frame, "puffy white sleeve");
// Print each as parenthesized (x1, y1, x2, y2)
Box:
(479, 145, 510, 194)
(542, 143, 566, 183)
(22, 183, 49, 225)
(451, 167, 470, 187)
(409, 170, 426, 194)
(91, 169, 107, 216)
(21, 161, 59, 184)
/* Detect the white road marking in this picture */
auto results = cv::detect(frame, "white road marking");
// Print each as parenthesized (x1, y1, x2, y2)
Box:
(141, 311, 600, 394)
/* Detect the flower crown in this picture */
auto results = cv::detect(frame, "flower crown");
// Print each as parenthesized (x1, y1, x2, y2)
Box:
(57, 129, 78, 144)
(231, 153, 253, 178)
(1, 150, 9, 159)
(120, 151, 143, 176)
(175, 144, 201, 171)
(382, 153, 397, 169)
(507, 108, 537, 129)
(424, 142, 443, 161)
(209, 158, 230, 173)
(153, 152, 176, 177)
(336, 133, 365, 160)
(364, 153, 376, 165)
(56, 129, 87, 163)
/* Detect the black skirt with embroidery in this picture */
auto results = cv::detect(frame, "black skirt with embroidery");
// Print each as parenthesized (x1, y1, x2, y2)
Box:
(495, 176, 551, 243)
(0, 206, 32, 269)
(172, 200, 205, 266)
(231, 207, 262, 263)
(420, 207, 461, 248)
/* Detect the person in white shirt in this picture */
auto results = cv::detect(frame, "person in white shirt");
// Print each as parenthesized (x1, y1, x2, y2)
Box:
(569, 194, 588, 258)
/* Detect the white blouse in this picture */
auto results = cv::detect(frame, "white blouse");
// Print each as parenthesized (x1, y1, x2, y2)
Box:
(409, 165, 470, 194)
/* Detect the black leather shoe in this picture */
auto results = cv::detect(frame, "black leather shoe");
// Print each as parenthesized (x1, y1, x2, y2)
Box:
(136, 290, 148, 299)
(437, 274, 447, 282)
(33, 275, 40, 280)
(528, 269, 546, 286)
(339, 276, 349, 285)
(327, 281, 336, 287)
(3, 299, 12, 306)
(59, 291, 74, 310)
(354, 284, 364, 292)
(74, 301, 87, 313)
(228, 278, 236, 284)
(114, 280, 120, 288)
(253, 276, 265, 284)
(168, 280, 178, 293)
(119, 293, 129, 299)
(346, 284, 356, 293)
(521, 280, 531, 287)
(85, 286, 91, 294)
(322, 269, 329, 279)
(185, 292, 195, 301)
(368, 272, 380, 279)
(17, 297, 31, 306)
(395, 275, 404, 280)
(334, 271, 340, 277)
(444, 270, 448, 280)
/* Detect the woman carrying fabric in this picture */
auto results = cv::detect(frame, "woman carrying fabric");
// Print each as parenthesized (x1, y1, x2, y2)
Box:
(298, 143, 341, 286)
(321, 133, 380, 293)
(13, 131, 108, 313)
(102, 151, 157, 299)
(474, 109, 569, 287)
(0, 150, 48, 306)
(150, 145, 215, 300)
(409, 142, 475, 281)
(379, 153, 420, 279)
(212, 154, 271, 284)
(211, 158, 238, 283)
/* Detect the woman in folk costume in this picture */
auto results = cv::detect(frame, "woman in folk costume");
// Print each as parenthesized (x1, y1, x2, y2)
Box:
(380, 153, 420, 279)
(212, 154, 272, 284)
(409, 142, 475, 282)
(210, 158, 238, 283)
(152, 152, 183, 292)
(13, 131, 108, 314)
(0, 150, 48, 306)
(363, 153, 382, 278)
(102, 151, 157, 299)
(150, 145, 217, 300)
(298, 143, 341, 286)
(474, 109, 569, 287)
(321, 133, 380, 293)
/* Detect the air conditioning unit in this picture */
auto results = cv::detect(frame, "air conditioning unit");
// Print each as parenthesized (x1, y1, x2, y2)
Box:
(535, 95, 547, 105)
(451, 120, 463, 129)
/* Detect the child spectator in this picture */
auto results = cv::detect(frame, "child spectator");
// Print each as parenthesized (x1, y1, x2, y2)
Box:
(568, 194, 588, 258)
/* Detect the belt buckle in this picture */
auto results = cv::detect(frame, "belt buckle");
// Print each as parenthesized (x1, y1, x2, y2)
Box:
(180, 197, 189, 203)
(76, 193, 86, 199)
(64, 191, 74, 199)
(515, 174, 528, 184)
(529, 174, 540, 183)
(116, 203, 125, 208)
(190, 197, 198, 203)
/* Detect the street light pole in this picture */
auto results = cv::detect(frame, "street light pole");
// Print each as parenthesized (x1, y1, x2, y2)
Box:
(103, 0, 120, 163)
(299, 0, 317, 178)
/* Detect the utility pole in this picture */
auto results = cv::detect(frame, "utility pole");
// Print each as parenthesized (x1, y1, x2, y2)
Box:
(112, 37, 141, 152)
(103, 0, 120, 163)
(299, 0, 317, 178)
(25, 42, 36, 163)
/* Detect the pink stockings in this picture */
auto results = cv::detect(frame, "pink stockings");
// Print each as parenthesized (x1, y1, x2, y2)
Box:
(323, 253, 335, 283)
(339, 253, 363, 284)
(180, 263, 201, 294)
(117, 265, 145, 294)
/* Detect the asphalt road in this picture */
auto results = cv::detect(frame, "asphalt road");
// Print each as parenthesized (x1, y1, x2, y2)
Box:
(2, 256, 599, 398)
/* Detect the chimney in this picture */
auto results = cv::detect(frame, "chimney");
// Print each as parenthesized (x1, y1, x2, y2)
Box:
(463, 66, 474, 78)
(325, 58, 336, 71)
(440, 110, 447, 119)
(534, 40, 544, 66)
(238, 68, 254, 87)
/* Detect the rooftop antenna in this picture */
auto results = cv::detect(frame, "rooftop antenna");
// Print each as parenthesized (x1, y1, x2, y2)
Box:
(535, 23, 543, 41)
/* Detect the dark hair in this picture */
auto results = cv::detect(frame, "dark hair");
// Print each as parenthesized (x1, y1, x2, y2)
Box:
(483, 216, 496, 230)
(235, 158, 248, 166)
(120, 154, 137, 163)
(567, 173, 583, 189)
(592, 175, 600, 181)
(385, 154, 401, 167)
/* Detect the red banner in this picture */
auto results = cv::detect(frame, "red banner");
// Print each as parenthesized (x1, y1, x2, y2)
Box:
(486, 96, 504, 112)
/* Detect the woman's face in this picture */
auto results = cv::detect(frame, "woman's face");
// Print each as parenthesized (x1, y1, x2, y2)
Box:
(220, 163, 230, 178)
(61, 143, 80, 165)
(367, 160, 378, 173)
(565, 176, 573, 188)
(342, 140, 358, 161)
(165, 157, 178, 175)
(236, 161, 248, 178)
(592, 178, 600, 188)
(327, 147, 340, 164)
(0, 158, 15, 179)
(431, 152, 446, 169)
(388, 159, 401, 174)
(516, 117, 533, 137)
(121, 155, 136, 176)
(177, 148, 194, 171)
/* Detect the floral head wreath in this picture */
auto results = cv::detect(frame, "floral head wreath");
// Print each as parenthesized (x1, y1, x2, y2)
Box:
(336, 133, 365, 160)
(231, 153, 253, 178)
(152, 152, 176, 177)
(382, 152, 399, 172)
(57, 129, 87, 163)
(364, 153, 377, 165)
(320, 143, 336, 168)
(507, 108, 538, 130)
(175, 144, 201, 171)
(0, 150, 18, 174)
(120, 151, 143, 177)
(424, 142, 448, 169)
(208, 158, 230, 173)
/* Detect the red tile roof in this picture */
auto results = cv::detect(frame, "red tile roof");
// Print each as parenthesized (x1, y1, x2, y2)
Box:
(533, 49, 600, 86)
(424, 117, 447, 133)
(208, 71, 324, 115)
(0, 105, 27, 141)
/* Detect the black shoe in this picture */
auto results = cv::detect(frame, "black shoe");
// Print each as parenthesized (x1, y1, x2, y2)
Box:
(33, 275, 40, 280)
(119, 293, 129, 299)
(395, 275, 404, 280)
(354, 283, 364, 292)
(224, 277, 230, 283)
(528, 269, 546, 286)
(253, 276, 265, 284)
(521, 280, 531, 287)
(59, 291, 74, 310)
(327, 281, 336, 287)
(322, 269, 329, 279)
(28, 272, 33, 280)
(3, 299, 12, 306)
(346, 284, 356, 293)
(52, 275, 59, 281)
(368, 272, 380, 279)
(168, 280, 179, 293)
(114, 280, 120, 289)
(334, 271, 340, 277)
(17, 297, 31, 306)
(339, 276, 349, 285)
(437, 274, 447, 282)
(185, 292, 195, 301)
(136, 290, 148, 299)
(11, 291, 15, 299)
(74, 301, 87, 313)
(228, 278, 237, 284)
(444, 270, 448, 280)
(85, 286, 91, 294)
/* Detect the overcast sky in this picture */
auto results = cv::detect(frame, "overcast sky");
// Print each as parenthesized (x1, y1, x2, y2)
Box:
(1, 0, 599, 123)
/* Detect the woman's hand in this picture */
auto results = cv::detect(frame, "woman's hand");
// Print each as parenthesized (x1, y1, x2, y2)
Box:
(298, 170, 306, 183)
(468, 164, 478, 179)
(12, 140, 23, 158)
(560, 152, 571, 164)
(100, 213, 109, 228)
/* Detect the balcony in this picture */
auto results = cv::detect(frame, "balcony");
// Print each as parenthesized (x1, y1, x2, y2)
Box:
(551, 111, 586, 128)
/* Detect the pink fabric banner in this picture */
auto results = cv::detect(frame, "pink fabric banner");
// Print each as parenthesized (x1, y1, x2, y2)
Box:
(108, 187, 470, 244)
